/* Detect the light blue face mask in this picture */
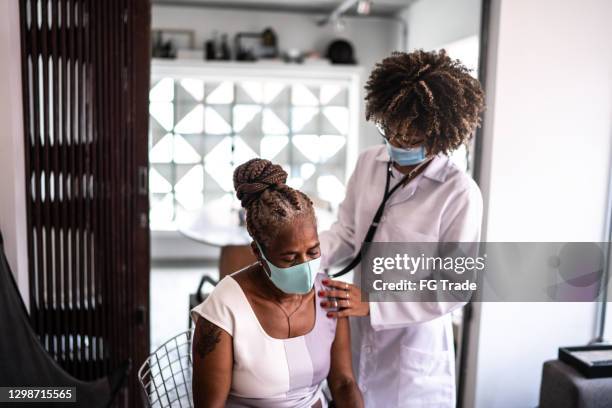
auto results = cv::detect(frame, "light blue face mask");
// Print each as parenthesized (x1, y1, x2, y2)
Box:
(384, 138, 427, 166)
(256, 242, 321, 294)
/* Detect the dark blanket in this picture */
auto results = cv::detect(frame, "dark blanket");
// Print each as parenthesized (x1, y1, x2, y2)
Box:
(0, 230, 126, 408)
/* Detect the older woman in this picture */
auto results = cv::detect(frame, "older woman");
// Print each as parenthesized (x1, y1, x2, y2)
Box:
(190, 158, 363, 408)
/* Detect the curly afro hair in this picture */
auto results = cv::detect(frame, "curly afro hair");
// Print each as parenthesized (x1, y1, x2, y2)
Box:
(365, 49, 485, 155)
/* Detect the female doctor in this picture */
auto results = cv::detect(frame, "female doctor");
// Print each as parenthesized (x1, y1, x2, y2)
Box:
(318, 50, 485, 407)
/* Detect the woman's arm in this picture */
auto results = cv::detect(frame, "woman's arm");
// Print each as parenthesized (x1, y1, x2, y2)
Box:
(192, 317, 233, 408)
(327, 318, 363, 408)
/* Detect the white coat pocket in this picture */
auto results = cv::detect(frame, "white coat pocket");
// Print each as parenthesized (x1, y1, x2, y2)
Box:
(397, 346, 454, 407)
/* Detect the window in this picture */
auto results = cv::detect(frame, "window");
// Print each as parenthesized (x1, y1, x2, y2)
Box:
(148, 62, 360, 230)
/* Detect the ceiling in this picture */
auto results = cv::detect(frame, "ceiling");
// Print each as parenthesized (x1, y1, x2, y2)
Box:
(152, 0, 415, 17)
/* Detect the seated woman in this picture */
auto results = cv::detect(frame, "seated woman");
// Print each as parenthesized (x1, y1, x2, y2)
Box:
(190, 158, 363, 408)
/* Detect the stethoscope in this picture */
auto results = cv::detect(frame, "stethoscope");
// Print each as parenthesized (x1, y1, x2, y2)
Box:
(328, 157, 433, 278)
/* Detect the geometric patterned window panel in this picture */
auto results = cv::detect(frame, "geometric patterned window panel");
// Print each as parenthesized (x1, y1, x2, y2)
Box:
(149, 66, 358, 231)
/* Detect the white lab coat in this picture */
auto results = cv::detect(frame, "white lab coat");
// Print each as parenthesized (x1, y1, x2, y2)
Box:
(319, 145, 483, 408)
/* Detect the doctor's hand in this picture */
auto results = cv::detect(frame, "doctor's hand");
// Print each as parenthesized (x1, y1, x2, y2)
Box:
(318, 279, 369, 318)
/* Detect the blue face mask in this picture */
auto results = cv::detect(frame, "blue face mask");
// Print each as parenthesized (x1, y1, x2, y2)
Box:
(256, 242, 320, 294)
(384, 138, 427, 166)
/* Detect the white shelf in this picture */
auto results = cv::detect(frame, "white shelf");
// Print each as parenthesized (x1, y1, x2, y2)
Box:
(151, 58, 364, 83)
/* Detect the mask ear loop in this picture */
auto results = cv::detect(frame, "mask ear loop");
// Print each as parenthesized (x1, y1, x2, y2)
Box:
(254, 241, 272, 277)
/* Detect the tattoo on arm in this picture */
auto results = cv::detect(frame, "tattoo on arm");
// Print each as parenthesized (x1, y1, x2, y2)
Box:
(196, 320, 221, 359)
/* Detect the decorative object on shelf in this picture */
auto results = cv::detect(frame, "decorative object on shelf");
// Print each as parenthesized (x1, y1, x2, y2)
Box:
(152, 31, 165, 58)
(281, 50, 328, 65)
(152, 29, 195, 59)
(234, 32, 259, 61)
(204, 31, 231, 61)
(219, 34, 231, 60)
(204, 36, 216, 60)
(152, 30, 174, 59)
(326, 39, 357, 64)
(302, 51, 329, 65)
(235, 27, 279, 61)
(283, 48, 304, 64)
(260, 28, 278, 58)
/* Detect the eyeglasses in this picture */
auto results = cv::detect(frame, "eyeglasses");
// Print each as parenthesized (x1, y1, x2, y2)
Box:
(376, 122, 424, 149)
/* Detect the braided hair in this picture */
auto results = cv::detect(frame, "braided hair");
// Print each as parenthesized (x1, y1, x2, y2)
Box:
(365, 49, 485, 155)
(233, 158, 315, 249)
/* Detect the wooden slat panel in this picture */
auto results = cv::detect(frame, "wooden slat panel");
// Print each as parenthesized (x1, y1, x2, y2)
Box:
(40, 0, 54, 359)
(130, 0, 152, 403)
(19, 0, 37, 344)
(29, 1, 45, 346)
(49, 0, 63, 371)
(59, 0, 72, 375)
(20, 0, 151, 403)
(91, 0, 109, 377)
(75, 0, 86, 379)
(83, 0, 95, 379)
(35, 307, 105, 336)
(68, 0, 80, 378)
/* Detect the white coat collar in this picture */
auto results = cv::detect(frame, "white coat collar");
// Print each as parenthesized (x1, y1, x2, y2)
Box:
(374, 145, 451, 183)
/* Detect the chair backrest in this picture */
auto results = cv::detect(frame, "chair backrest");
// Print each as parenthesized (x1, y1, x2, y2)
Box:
(138, 330, 194, 408)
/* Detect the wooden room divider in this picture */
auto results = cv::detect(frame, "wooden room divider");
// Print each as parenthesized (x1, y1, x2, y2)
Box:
(19, 0, 151, 405)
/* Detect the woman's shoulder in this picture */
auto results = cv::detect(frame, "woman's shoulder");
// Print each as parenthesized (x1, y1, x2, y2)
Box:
(205, 263, 257, 300)
(356, 144, 386, 167)
(190, 275, 244, 335)
(433, 156, 481, 196)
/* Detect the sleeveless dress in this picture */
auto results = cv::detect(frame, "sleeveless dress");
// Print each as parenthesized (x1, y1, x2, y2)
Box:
(190, 272, 337, 408)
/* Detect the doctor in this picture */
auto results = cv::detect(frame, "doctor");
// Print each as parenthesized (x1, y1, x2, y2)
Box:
(318, 50, 485, 407)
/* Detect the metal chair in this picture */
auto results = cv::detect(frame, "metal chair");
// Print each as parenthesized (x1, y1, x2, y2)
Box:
(138, 330, 194, 408)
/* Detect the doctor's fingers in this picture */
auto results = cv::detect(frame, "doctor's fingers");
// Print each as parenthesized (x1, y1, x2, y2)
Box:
(336, 299, 352, 309)
(318, 289, 350, 299)
(321, 279, 351, 290)
(319, 298, 351, 309)
(325, 309, 352, 319)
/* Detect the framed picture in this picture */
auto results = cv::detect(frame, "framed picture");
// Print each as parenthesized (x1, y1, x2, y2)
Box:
(152, 29, 196, 58)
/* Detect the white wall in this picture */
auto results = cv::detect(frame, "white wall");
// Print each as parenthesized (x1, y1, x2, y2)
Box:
(0, 0, 29, 309)
(401, 0, 482, 51)
(464, 0, 612, 407)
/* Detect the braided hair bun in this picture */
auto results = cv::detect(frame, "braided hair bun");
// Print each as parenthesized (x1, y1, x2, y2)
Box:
(233, 158, 287, 208)
(232, 158, 315, 248)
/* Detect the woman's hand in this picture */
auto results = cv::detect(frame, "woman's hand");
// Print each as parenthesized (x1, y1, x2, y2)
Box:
(318, 279, 369, 318)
